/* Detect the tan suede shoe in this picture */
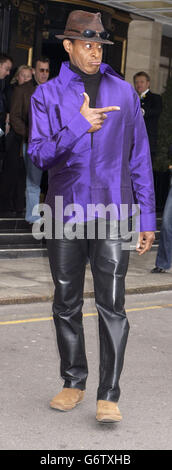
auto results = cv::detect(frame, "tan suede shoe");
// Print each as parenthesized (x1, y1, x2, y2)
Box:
(96, 400, 122, 423)
(50, 388, 85, 411)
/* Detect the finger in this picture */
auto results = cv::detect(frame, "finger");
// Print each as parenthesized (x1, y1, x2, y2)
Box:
(94, 112, 107, 120)
(136, 234, 146, 254)
(137, 239, 153, 255)
(138, 246, 149, 256)
(82, 92, 90, 107)
(88, 124, 102, 133)
(136, 234, 142, 250)
(96, 106, 120, 113)
(98, 114, 107, 124)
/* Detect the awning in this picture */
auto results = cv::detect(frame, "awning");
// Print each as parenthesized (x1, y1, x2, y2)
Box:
(90, 0, 172, 35)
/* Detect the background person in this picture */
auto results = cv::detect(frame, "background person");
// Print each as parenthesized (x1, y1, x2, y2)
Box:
(0, 54, 13, 174)
(0, 65, 33, 214)
(11, 64, 33, 86)
(133, 71, 162, 165)
(10, 57, 50, 223)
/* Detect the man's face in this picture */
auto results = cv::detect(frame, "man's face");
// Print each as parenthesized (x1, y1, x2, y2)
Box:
(0, 59, 12, 79)
(34, 61, 49, 84)
(134, 76, 150, 95)
(63, 39, 103, 75)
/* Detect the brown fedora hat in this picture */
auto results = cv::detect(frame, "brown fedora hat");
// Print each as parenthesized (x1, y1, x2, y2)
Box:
(56, 10, 114, 45)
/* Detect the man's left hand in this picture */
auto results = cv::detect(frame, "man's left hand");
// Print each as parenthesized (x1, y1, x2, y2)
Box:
(136, 231, 155, 255)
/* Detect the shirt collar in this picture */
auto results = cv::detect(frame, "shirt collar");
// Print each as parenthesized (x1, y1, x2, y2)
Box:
(58, 61, 122, 90)
(140, 88, 150, 98)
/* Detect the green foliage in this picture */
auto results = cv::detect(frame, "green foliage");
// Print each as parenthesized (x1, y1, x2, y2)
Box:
(154, 77, 172, 171)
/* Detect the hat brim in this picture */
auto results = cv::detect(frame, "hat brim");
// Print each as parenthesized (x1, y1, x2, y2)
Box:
(55, 34, 114, 45)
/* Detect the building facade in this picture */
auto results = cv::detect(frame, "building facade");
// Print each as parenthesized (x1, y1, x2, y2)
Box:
(0, 0, 172, 90)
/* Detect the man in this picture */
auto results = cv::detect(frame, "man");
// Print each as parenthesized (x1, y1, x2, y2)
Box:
(10, 57, 50, 223)
(0, 54, 12, 80)
(28, 11, 156, 423)
(133, 71, 162, 164)
(0, 54, 13, 173)
(32, 58, 50, 85)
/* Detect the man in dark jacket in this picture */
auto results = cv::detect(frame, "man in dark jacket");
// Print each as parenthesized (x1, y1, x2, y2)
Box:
(133, 71, 162, 164)
(0, 54, 13, 172)
(10, 57, 50, 222)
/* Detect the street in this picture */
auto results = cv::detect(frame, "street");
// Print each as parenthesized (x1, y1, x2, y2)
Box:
(0, 291, 172, 450)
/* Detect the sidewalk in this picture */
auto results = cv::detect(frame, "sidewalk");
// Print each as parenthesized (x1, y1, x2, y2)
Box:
(1, 248, 172, 304)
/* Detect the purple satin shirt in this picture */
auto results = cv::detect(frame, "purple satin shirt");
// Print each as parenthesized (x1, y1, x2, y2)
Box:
(28, 61, 156, 231)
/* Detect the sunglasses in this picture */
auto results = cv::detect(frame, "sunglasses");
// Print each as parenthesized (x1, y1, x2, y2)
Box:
(39, 68, 49, 73)
(70, 29, 110, 40)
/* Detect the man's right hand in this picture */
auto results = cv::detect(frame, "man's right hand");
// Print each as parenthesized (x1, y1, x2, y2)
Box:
(80, 92, 120, 133)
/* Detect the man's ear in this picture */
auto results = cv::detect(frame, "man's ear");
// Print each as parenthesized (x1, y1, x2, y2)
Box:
(63, 39, 73, 54)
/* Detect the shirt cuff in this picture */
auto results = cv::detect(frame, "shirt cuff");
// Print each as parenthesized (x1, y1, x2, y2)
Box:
(67, 112, 91, 137)
(138, 212, 157, 232)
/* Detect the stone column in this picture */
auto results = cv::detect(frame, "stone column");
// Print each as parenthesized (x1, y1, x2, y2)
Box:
(125, 20, 162, 93)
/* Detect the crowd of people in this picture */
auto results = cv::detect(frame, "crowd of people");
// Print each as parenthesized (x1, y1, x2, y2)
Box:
(0, 54, 50, 221)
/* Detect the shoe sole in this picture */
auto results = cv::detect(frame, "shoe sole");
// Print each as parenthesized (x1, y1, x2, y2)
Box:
(96, 415, 122, 423)
(151, 269, 166, 273)
(50, 399, 83, 411)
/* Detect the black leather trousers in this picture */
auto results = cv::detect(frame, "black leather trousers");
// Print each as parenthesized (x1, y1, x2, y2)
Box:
(47, 229, 130, 402)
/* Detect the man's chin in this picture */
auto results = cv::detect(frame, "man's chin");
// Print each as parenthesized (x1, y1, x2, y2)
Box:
(85, 65, 100, 75)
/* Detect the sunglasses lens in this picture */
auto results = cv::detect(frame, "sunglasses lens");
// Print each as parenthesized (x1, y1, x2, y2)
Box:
(82, 30, 110, 40)
(83, 30, 95, 38)
(100, 31, 110, 40)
